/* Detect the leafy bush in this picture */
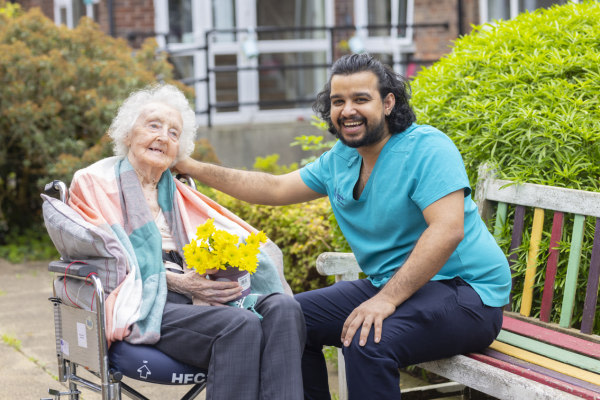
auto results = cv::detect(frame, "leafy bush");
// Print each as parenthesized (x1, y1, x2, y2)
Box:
(207, 189, 334, 293)
(199, 150, 338, 293)
(411, 1, 600, 332)
(0, 227, 58, 263)
(411, 2, 600, 189)
(0, 5, 190, 238)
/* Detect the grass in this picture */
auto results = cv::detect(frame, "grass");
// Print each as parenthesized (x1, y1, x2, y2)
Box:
(1, 332, 58, 381)
(1, 333, 22, 351)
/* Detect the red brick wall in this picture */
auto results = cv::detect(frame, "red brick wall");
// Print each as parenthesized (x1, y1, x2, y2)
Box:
(332, 0, 480, 64)
(112, 0, 155, 47)
(13, 0, 155, 48)
(15, 0, 480, 58)
(13, 0, 54, 19)
(413, 0, 479, 61)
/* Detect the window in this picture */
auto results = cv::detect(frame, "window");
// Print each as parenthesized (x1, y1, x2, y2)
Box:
(258, 52, 327, 110)
(518, 0, 572, 12)
(367, 0, 409, 37)
(168, 0, 193, 43)
(353, 0, 415, 75)
(155, 1, 338, 123)
(54, 0, 99, 28)
(256, 0, 326, 40)
(212, 0, 236, 43)
(481, 0, 578, 23)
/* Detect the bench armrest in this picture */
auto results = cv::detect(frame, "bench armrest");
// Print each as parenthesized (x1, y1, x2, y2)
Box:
(48, 260, 98, 278)
(316, 252, 361, 281)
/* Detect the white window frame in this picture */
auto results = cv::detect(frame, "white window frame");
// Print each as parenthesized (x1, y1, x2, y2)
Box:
(155, 0, 335, 125)
(479, 0, 580, 24)
(54, 0, 97, 28)
(353, 0, 416, 75)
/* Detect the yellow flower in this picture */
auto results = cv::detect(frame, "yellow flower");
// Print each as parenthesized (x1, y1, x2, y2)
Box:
(255, 231, 268, 244)
(212, 230, 239, 248)
(195, 219, 215, 239)
(245, 231, 267, 247)
(183, 221, 268, 275)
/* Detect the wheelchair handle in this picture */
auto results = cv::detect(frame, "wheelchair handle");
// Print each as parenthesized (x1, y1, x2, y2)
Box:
(176, 174, 197, 191)
(44, 180, 68, 203)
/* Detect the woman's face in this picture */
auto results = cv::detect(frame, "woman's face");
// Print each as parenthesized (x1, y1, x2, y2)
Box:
(125, 102, 183, 173)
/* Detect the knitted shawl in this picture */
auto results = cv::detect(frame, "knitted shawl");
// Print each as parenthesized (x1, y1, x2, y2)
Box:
(68, 156, 288, 345)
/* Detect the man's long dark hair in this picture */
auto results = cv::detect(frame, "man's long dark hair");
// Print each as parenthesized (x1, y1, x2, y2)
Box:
(313, 53, 416, 135)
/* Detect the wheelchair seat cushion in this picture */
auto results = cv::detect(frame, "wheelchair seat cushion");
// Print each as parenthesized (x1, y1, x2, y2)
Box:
(109, 341, 207, 385)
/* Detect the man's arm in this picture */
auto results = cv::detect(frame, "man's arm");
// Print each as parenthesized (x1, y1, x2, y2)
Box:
(175, 157, 324, 205)
(341, 189, 465, 347)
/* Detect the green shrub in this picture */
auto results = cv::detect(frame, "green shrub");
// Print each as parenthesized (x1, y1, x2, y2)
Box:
(0, 6, 190, 238)
(411, 1, 600, 332)
(252, 154, 298, 174)
(207, 189, 334, 293)
(0, 226, 59, 263)
(411, 1, 600, 188)
(194, 146, 346, 294)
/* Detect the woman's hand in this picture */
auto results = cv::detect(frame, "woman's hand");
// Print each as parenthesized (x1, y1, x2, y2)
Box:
(166, 270, 243, 306)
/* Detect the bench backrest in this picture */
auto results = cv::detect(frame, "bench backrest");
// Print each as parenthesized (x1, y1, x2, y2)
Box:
(475, 165, 600, 337)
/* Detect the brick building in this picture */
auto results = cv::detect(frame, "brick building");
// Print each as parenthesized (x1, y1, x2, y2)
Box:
(14, 0, 574, 126)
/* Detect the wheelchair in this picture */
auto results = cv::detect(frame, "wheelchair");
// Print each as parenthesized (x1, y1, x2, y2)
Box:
(42, 178, 207, 400)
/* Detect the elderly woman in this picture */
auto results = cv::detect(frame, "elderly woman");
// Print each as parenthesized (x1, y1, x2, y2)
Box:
(66, 84, 305, 400)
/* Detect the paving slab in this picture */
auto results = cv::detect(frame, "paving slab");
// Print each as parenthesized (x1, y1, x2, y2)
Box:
(0, 259, 451, 400)
(0, 260, 200, 400)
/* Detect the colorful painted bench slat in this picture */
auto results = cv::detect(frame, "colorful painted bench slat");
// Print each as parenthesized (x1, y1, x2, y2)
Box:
(481, 348, 600, 394)
(540, 211, 564, 322)
(521, 207, 545, 316)
(317, 164, 600, 399)
(494, 331, 600, 376)
(502, 316, 600, 359)
(582, 218, 600, 334)
(489, 341, 600, 386)
(561, 214, 587, 328)
(470, 352, 600, 400)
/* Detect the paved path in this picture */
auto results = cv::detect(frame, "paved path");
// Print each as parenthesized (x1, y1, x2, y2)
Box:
(0, 260, 197, 399)
(0, 259, 446, 400)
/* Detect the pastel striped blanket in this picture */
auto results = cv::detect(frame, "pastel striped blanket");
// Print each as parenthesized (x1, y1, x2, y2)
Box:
(67, 156, 289, 345)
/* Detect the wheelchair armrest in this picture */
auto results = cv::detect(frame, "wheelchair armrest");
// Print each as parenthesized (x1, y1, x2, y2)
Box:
(49, 260, 98, 278)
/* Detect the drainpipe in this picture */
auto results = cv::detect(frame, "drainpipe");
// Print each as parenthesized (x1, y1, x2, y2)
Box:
(107, 0, 115, 37)
(457, 0, 464, 36)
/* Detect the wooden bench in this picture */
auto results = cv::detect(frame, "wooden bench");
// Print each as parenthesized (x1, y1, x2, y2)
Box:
(317, 165, 600, 400)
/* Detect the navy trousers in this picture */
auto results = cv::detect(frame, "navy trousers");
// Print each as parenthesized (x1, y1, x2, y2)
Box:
(295, 278, 503, 400)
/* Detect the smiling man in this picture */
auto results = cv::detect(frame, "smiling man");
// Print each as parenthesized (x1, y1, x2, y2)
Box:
(176, 53, 511, 400)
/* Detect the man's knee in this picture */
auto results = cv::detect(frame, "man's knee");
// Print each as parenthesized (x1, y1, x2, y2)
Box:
(343, 334, 395, 363)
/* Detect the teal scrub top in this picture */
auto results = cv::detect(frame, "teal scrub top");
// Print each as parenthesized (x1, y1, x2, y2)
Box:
(300, 123, 511, 307)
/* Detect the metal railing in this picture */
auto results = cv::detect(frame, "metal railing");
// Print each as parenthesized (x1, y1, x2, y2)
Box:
(157, 22, 449, 126)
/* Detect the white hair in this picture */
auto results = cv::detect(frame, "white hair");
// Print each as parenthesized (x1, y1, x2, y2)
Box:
(108, 84, 197, 163)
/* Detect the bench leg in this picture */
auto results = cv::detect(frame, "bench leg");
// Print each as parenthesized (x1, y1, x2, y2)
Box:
(337, 348, 348, 400)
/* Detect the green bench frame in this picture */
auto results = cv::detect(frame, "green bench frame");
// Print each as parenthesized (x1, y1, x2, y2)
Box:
(317, 165, 600, 400)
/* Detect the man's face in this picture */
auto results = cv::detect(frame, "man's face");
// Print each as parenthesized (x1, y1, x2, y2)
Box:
(329, 71, 395, 148)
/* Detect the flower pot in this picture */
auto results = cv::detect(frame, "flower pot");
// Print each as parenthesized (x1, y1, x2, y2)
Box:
(209, 266, 251, 301)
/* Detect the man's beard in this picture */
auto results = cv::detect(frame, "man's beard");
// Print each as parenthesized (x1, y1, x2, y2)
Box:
(332, 116, 387, 148)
